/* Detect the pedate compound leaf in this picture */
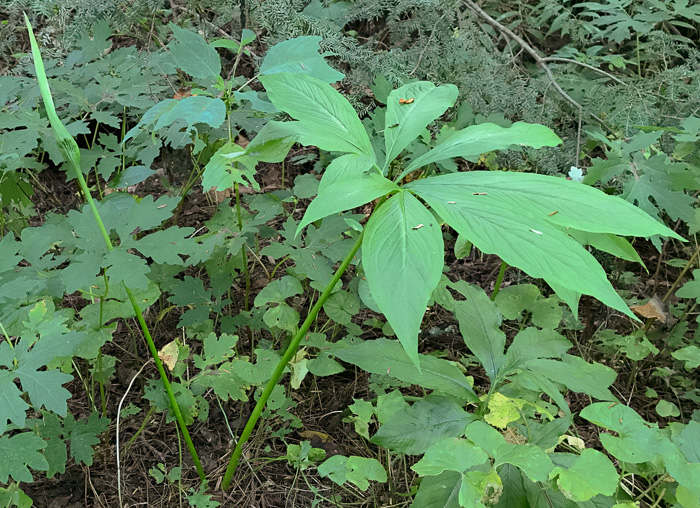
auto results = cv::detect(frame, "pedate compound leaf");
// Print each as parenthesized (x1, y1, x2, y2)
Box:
(404, 122, 562, 174)
(363, 191, 444, 367)
(371, 395, 475, 455)
(260, 36, 345, 83)
(406, 171, 682, 319)
(0, 433, 48, 483)
(331, 338, 477, 402)
(383, 82, 458, 171)
(297, 173, 398, 234)
(168, 22, 221, 79)
(260, 73, 374, 158)
(69, 412, 110, 466)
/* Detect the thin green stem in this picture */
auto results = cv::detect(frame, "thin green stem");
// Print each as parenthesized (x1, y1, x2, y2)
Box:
(491, 261, 507, 300)
(221, 230, 364, 490)
(234, 182, 251, 312)
(25, 16, 205, 481)
(124, 286, 205, 480)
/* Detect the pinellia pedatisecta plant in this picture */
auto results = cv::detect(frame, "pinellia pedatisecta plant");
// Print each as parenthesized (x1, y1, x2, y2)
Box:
(19, 16, 690, 502)
(218, 71, 682, 488)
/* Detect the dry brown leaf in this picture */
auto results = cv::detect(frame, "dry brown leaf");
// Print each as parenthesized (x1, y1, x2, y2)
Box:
(631, 295, 668, 323)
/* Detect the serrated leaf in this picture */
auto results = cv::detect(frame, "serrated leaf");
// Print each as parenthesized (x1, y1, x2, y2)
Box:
(259, 73, 374, 158)
(260, 36, 344, 83)
(0, 371, 30, 434)
(331, 338, 477, 402)
(122, 226, 196, 265)
(371, 396, 475, 455)
(69, 412, 109, 466)
(0, 433, 48, 483)
(168, 23, 221, 79)
(363, 191, 443, 367)
(383, 82, 458, 171)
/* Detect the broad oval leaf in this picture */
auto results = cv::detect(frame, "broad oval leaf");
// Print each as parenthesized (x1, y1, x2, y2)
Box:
(405, 122, 562, 173)
(319, 153, 375, 192)
(260, 36, 345, 83)
(259, 73, 375, 158)
(331, 338, 478, 403)
(363, 191, 444, 367)
(155, 96, 226, 131)
(168, 23, 221, 79)
(406, 171, 683, 318)
(371, 395, 475, 455)
(453, 285, 506, 385)
(383, 82, 458, 171)
(297, 173, 398, 234)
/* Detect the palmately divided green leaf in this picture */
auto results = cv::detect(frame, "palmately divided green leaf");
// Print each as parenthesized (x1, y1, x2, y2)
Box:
(0, 433, 48, 483)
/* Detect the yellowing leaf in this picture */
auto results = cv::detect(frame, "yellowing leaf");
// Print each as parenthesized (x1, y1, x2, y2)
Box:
(158, 341, 179, 371)
(484, 393, 525, 428)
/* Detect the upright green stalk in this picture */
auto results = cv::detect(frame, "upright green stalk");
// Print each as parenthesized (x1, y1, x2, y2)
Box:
(25, 15, 205, 481)
(221, 230, 364, 490)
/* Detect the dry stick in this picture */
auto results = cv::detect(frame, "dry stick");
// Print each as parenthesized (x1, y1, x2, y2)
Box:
(221, 230, 365, 491)
(461, 0, 623, 161)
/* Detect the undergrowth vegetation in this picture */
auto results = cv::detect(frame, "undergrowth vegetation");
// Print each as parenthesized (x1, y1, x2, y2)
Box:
(0, 1, 698, 507)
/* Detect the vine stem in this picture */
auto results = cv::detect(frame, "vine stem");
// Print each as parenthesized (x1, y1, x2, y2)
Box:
(25, 15, 205, 481)
(221, 230, 365, 490)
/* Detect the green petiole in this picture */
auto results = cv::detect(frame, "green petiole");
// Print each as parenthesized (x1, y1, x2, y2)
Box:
(24, 14, 205, 482)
